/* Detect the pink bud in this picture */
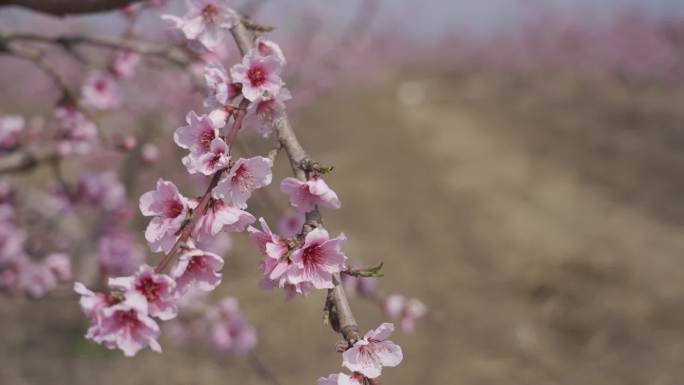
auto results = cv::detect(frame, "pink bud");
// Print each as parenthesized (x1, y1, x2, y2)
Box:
(141, 143, 160, 163)
(117, 135, 137, 151)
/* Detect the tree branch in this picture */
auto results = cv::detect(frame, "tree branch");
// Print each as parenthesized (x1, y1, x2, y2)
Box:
(0, 0, 140, 16)
(230, 21, 361, 344)
(0, 31, 191, 68)
(0, 148, 58, 175)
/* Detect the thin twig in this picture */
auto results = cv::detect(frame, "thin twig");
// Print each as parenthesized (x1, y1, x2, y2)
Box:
(0, 31, 191, 68)
(0, 148, 58, 175)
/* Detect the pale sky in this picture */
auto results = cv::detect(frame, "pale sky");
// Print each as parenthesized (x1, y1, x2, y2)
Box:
(2, 0, 684, 38)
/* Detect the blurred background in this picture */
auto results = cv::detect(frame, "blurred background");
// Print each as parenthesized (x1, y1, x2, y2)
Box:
(2, 0, 684, 384)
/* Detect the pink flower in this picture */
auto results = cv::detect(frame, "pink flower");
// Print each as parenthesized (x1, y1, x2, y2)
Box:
(341, 274, 376, 299)
(182, 137, 230, 175)
(81, 72, 122, 110)
(162, 0, 239, 51)
(0, 254, 26, 293)
(53, 106, 98, 155)
(248, 218, 288, 257)
(139, 179, 189, 253)
(206, 297, 257, 354)
(287, 228, 346, 289)
(382, 295, 426, 334)
(196, 233, 232, 255)
(342, 323, 403, 378)
(254, 37, 286, 65)
(75, 282, 162, 357)
(18, 262, 58, 298)
(230, 52, 284, 101)
(171, 248, 224, 293)
(244, 88, 291, 137)
(43, 253, 72, 282)
(204, 62, 240, 109)
(192, 198, 255, 237)
(0, 115, 24, 151)
(174, 112, 229, 174)
(247, 218, 313, 298)
(280, 176, 341, 213)
(74, 282, 119, 340)
(316, 373, 365, 385)
(0, 221, 26, 258)
(111, 50, 141, 79)
(97, 291, 162, 357)
(212, 156, 272, 208)
(109, 265, 178, 320)
(277, 210, 305, 238)
(174, 111, 218, 154)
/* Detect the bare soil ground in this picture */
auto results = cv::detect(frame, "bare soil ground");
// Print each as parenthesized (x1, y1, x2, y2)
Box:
(2, 73, 684, 385)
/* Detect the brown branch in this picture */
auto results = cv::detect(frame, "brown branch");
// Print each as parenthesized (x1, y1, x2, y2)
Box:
(0, 148, 58, 175)
(230, 21, 361, 344)
(0, 0, 140, 16)
(0, 31, 191, 68)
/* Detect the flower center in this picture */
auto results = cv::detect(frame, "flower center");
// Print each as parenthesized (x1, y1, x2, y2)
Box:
(136, 276, 161, 302)
(204, 152, 224, 169)
(201, 4, 219, 23)
(103, 293, 120, 306)
(231, 164, 254, 192)
(199, 129, 215, 151)
(301, 245, 322, 266)
(94, 79, 107, 93)
(118, 309, 141, 326)
(187, 255, 208, 273)
(164, 199, 184, 219)
(247, 66, 267, 87)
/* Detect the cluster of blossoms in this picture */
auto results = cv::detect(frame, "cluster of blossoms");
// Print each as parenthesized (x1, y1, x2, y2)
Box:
(73, 0, 352, 357)
(249, 220, 347, 299)
(317, 323, 403, 385)
(49, 172, 144, 279)
(72, 0, 286, 356)
(166, 294, 256, 354)
(0, 182, 72, 298)
(63, 4, 419, 384)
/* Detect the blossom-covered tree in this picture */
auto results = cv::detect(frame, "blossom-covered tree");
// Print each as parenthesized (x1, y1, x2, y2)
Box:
(0, 1, 425, 383)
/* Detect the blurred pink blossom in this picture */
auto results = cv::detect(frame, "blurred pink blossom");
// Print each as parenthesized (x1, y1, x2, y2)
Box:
(277, 210, 304, 238)
(81, 72, 122, 110)
(280, 176, 341, 213)
(206, 297, 256, 354)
